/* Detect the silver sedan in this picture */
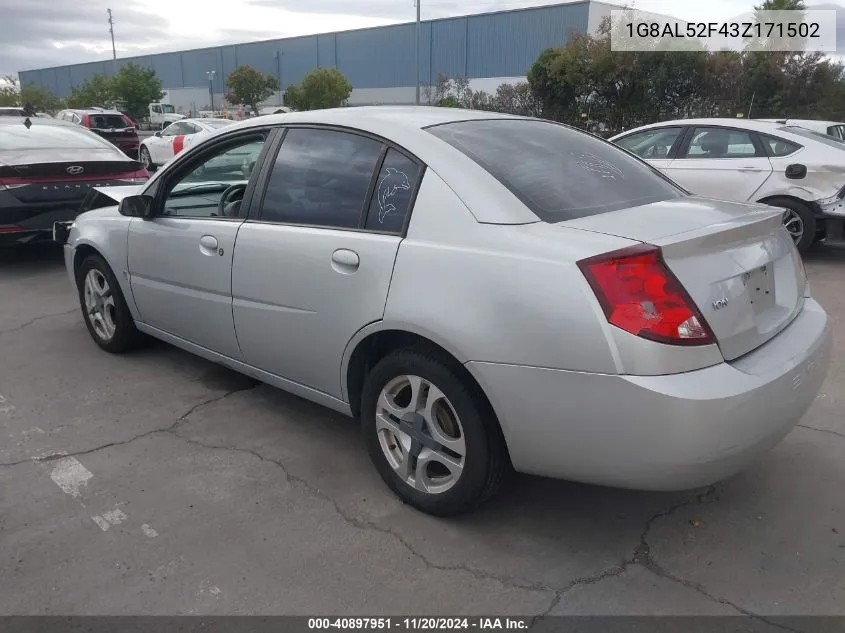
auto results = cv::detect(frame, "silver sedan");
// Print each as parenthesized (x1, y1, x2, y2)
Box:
(56, 106, 832, 516)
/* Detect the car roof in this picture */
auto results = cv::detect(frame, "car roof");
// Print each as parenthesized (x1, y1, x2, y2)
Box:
(185, 118, 232, 125)
(612, 118, 798, 136)
(0, 115, 77, 127)
(232, 105, 516, 133)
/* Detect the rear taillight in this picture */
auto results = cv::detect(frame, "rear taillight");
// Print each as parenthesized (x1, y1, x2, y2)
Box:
(0, 225, 24, 233)
(577, 244, 715, 346)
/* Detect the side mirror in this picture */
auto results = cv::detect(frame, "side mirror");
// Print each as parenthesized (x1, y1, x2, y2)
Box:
(118, 194, 155, 219)
(154, 131, 161, 137)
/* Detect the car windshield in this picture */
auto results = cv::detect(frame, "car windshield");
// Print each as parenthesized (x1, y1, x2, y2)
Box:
(89, 114, 130, 129)
(427, 119, 684, 222)
(0, 108, 26, 116)
(0, 122, 114, 150)
(780, 125, 845, 148)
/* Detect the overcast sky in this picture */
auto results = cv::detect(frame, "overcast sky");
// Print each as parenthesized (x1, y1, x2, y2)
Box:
(0, 0, 843, 81)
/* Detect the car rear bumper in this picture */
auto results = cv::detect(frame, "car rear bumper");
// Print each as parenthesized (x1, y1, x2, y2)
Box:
(467, 298, 831, 491)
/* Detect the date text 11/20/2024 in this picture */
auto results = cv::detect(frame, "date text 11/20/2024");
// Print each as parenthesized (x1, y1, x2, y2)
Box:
(308, 618, 529, 630)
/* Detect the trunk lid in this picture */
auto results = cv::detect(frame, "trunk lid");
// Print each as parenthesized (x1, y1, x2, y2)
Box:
(565, 196, 806, 361)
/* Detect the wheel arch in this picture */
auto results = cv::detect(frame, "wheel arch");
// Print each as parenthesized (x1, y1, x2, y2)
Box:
(343, 323, 487, 418)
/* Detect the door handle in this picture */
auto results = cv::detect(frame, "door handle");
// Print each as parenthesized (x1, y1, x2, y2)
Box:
(199, 234, 219, 256)
(331, 248, 360, 273)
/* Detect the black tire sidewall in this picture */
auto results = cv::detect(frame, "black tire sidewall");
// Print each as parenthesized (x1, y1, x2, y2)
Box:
(361, 350, 495, 516)
(766, 197, 816, 253)
(76, 254, 138, 353)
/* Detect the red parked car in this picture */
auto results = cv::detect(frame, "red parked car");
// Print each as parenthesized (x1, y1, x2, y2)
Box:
(56, 108, 140, 157)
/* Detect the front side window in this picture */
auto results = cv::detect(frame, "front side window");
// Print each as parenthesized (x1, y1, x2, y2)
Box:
(161, 136, 266, 218)
(615, 127, 683, 159)
(364, 149, 422, 233)
(161, 122, 189, 137)
(260, 127, 383, 229)
(683, 128, 758, 159)
(151, 105, 162, 114)
(427, 119, 683, 223)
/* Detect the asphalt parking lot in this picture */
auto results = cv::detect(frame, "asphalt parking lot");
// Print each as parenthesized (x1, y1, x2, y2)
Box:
(0, 243, 843, 620)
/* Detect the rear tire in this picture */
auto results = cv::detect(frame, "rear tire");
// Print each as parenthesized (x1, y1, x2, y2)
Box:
(139, 146, 154, 172)
(763, 196, 816, 254)
(361, 349, 508, 516)
(76, 254, 144, 354)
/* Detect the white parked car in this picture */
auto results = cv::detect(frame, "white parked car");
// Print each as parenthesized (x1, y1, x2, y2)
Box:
(610, 118, 845, 252)
(139, 118, 235, 170)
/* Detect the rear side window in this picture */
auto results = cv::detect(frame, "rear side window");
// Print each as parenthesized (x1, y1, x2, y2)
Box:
(260, 127, 383, 229)
(427, 119, 683, 222)
(761, 135, 801, 157)
(683, 128, 758, 158)
(615, 127, 683, 159)
(364, 149, 422, 233)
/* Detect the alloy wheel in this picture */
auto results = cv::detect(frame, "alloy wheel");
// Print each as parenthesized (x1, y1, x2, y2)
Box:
(83, 269, 117, 342)
(375, 375, 466, 494)
(782, 208, 804, 245)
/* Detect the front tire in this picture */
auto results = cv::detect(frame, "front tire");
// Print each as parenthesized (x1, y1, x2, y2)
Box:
(764, 196, 816, 254)
(76, 254, 143, 353)
(361, 349, 508, 516)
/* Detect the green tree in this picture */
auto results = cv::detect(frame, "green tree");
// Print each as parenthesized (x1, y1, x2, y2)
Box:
(284, 67, 351, 111)
(66, 74, 116, 109)
(0, 76, 20, 106)
(225, 65, 280, 115)
(111, 63, 165, 121)
(19, 82, 64, 113)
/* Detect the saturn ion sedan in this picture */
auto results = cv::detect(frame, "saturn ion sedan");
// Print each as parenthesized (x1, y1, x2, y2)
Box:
(54, 106, 832, 516)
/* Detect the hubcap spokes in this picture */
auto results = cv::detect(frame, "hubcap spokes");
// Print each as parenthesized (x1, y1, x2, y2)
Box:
(375, 375, 466, 495)
(83, 269, 117, 341)
(782, 209, 804, 244)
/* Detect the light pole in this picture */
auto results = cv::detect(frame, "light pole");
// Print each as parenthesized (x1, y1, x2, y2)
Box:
(414, 0, 421, 105)
(206, 70, 216, 112)
(273, 50, 284, 106)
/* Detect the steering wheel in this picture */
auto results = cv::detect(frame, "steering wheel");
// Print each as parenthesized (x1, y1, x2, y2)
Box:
(216, 183, 248, 217)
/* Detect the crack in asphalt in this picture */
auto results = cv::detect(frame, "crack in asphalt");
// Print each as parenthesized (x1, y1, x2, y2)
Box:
(0, 384, 815, 627)
(798, 423, 845, 439)
(0, 385, 259, 468)
(0, 308, 77, 336)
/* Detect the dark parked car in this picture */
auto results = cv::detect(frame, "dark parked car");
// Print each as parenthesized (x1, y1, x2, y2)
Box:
(56, 108, 140, 157)
(0, 116, 149, 246)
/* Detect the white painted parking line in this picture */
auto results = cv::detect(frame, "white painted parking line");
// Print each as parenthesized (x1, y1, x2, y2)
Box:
(91, 507, 128, 531)
(141, 523, 159, 538)
(49, 456, 93, 499)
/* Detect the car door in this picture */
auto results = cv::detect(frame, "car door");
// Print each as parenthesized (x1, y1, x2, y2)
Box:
(663, 126, 774, 202)
(232, 126, 424, 398)
(612, 126, 685, 174)
(153, 121, 189, 164)
(127, 129, 271, 359)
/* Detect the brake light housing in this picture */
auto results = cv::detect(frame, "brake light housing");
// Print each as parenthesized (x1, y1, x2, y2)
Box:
(578, 244, 715, 346)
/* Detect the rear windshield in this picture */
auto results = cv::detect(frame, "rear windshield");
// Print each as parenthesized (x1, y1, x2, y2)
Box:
(427, 119, 684, 222)
(0, 122, 115, 150)
(88, 114, 130, 129)
(780, 125, 845, 148)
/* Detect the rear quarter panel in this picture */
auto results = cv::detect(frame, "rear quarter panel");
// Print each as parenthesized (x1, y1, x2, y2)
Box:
(380, 170, 634, 375)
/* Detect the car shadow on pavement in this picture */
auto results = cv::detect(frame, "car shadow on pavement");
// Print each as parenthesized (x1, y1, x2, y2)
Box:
(0, 243, 66, 272)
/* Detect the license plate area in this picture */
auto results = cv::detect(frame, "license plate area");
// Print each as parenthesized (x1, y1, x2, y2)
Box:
(743, 264, 775, 313)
